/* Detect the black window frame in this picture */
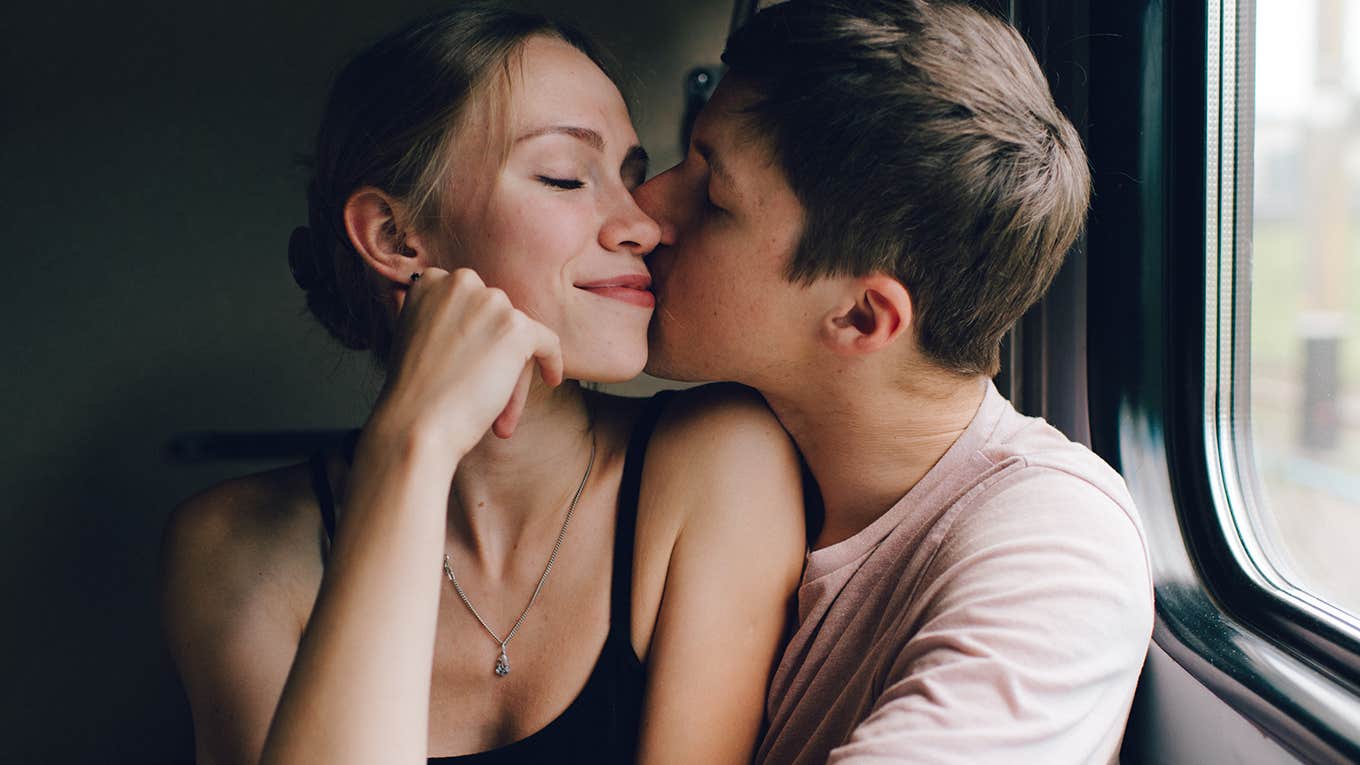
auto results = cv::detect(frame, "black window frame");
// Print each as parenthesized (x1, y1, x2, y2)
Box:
(1027, 0, 1360, 760)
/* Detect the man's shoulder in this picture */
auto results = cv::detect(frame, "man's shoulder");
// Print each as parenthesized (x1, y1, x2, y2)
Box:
(913, 410, 1154, 640)
(978, 402, 1137, 518)
(869, 389, 1145, 577)
(927, 400, 1150, 582)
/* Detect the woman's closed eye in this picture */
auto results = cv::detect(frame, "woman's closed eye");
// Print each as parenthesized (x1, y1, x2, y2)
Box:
(538, 175, 585, 190)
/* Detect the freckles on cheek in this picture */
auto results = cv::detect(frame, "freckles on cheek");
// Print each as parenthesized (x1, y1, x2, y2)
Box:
(679, 266, 763, 327)
(475, 195, 581, 327)
(472, 204, 535, 278)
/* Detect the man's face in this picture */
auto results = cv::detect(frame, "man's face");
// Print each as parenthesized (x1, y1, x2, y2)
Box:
(635, 78, 810, 385)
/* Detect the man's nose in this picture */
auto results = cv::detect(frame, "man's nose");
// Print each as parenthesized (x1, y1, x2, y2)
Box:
(634, 164, 681, 246)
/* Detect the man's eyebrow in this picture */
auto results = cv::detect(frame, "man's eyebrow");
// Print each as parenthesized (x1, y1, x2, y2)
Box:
(622, 145, 649, 185)
(516, 125, 605, 151)
(694, 139, 736, 189)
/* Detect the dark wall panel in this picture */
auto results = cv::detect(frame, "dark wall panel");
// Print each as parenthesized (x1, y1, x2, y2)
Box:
(0, 2, 730, 761)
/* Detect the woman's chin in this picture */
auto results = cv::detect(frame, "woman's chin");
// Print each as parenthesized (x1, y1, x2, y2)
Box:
(564, 349, 648, 385)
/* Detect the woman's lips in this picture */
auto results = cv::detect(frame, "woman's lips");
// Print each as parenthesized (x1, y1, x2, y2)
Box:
(580, 286, 655, 308)
(576, 274, 655, 308)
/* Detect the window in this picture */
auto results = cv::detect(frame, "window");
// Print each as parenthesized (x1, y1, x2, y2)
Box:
(1081, 0, 1360, 757)
(1209, 0, 1360, 637)
(1244, 0, 1360, 621)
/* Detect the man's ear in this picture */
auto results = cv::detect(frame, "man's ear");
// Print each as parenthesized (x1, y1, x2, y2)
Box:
(819, 274, 913, 356)
(342, 187, 428, 285)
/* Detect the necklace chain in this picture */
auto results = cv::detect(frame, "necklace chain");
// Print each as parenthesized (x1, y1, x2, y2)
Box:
(442, 434, 596, 677)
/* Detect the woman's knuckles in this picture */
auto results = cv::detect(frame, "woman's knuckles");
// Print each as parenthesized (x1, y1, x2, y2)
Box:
(449, 267, 481, 289)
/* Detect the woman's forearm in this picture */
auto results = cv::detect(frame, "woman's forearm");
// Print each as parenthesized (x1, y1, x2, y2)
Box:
(262, 421, 457, 765)
(259, 264, 562, 764)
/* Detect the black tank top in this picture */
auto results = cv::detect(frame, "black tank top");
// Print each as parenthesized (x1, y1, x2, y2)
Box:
(308, 392, 673, 764)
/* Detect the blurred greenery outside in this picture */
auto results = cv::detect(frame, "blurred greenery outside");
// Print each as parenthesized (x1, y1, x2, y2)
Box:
(1248, 220, 1360, 617)
(1251, 222, 1360, 381)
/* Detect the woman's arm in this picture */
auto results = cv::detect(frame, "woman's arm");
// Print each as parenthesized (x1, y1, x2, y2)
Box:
(635, 384, 807, 765)
(261, 269, 562, 765)
(161, 472, 319, 765)
(162, 268, 562, 765)
(161, 427, 463, 765)
(257, 423, 457, 765)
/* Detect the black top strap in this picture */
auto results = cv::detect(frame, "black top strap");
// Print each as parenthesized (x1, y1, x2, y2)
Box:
(310, 450, 338, 543)
(342, 428, 361, 463)
(313, 429, 360, 546)
(610, 391, 677, 633)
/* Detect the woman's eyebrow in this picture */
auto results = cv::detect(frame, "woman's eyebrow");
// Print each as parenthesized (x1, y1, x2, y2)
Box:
(516, 125, 605, 151)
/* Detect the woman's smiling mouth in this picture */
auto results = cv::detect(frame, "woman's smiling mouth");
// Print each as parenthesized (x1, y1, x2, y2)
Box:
(575, 274, 655, 308)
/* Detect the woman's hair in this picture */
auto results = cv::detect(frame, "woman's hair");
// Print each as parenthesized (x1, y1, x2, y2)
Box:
(287, 4, 613, 365)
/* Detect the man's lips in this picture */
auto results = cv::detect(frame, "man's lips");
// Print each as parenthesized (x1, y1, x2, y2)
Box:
(575, 274, 654, 308)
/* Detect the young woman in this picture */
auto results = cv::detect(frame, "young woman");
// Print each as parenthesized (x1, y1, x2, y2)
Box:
(160, 7, 805, 765)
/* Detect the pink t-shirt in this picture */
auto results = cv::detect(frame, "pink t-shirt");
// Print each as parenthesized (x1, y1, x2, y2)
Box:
(757, 382, 1154, 765)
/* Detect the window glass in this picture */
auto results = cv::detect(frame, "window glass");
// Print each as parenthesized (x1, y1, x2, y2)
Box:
(1250, 0, 1360, 619)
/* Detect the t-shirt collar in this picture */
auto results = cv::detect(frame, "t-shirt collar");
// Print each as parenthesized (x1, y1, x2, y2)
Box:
(803, 378, 1007, 582)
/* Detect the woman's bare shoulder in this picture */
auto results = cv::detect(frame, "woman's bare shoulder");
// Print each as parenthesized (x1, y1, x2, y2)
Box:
(628, 383, 806, 661)
(161, 463, 332, 764)
(166, 462, 323, 562)
(640, 382, 804, 536)
(651, 382, 794, 463)
(161, 461, 328, 635)
(584, 384, 790, 468)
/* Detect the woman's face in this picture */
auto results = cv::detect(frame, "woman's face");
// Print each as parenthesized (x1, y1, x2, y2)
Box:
(437, 35, 660, 383)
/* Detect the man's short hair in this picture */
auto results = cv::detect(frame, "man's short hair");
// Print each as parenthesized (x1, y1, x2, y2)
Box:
(723, 0, 1090, 376)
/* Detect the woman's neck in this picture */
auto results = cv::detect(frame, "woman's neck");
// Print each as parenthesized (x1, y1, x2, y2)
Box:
(442, 379, 597, 577)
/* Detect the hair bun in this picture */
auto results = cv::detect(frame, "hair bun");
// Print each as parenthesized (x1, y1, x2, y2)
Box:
(287, 222, 374, 352)
(288, 225, 322, 290)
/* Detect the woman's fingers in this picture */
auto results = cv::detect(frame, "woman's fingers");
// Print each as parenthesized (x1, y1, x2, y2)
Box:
(492, 364, 534, 439)
(492, 315, 563, 439)
(525, 318, 565, 388)
(377, 266, 566, 451)
(394, 266, 450, 317)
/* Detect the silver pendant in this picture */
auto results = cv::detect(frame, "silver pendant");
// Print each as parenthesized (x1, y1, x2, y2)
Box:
(494, 647, 511, 677)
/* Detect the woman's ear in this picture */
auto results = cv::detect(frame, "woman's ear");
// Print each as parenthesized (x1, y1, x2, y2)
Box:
(342, 187, 428, 284)
(819, 274, 913, 357)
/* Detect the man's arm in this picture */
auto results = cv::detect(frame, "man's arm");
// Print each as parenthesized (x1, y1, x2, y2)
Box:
(830, 478, 1153, 765)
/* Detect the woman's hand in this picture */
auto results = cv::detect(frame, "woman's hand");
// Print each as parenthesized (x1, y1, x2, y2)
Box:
(372, 267, 565, 458)
(253, 269, 562, 765)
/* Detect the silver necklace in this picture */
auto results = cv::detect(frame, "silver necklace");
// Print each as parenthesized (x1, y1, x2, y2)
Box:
(442, 435, 596, 678)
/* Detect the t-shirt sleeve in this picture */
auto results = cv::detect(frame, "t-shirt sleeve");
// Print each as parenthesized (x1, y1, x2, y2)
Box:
(827, 475, 1154, 765)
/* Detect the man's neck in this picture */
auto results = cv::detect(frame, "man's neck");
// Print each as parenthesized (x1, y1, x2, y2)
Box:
(762, 369, 989, 551)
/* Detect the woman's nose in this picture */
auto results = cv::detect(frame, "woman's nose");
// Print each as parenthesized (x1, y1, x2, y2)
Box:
(602, 188, 664, 256)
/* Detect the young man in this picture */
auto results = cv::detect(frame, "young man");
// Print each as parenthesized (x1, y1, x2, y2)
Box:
(635, 1, 1154, 763)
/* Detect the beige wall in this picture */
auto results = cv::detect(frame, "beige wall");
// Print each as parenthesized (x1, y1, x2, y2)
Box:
(0, 1, 731, 760)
